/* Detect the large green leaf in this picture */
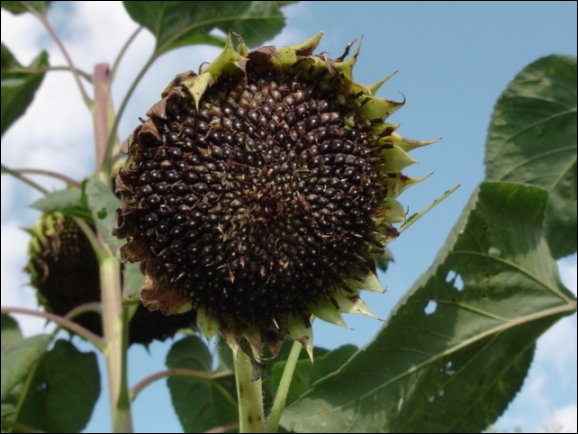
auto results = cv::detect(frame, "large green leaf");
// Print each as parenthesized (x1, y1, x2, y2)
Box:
(30, 186, 92, 221)
(485, 55, 577, 258)
(1, 315, 50, 401)
(1, 1, 51, 15)
(1, 43, 48, 136)
(282, 182, 576, 433)
(15, 340, 100, 433)
(85, 178, 122, 254)
(166, 336, 237, 433)
(123, 1, 288, 56)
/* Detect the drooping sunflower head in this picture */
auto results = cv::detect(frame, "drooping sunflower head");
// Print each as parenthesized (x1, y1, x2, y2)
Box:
(115, 33, 434, 358)
(26, 212, 197, 345)
(26, 212, 103, 335)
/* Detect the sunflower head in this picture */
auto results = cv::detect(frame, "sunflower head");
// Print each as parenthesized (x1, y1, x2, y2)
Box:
(115, 33, 434, 359)
(26, 212, 103, 334)
(25, 212, 197, 345)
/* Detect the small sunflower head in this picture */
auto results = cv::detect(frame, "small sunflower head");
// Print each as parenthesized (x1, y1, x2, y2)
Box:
(26, 212, 103, 334)
(115, 33, 434, 358)
(26, 212, 197, 345)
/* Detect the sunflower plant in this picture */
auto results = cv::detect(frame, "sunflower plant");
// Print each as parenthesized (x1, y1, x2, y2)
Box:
(1, 2, 576, 434)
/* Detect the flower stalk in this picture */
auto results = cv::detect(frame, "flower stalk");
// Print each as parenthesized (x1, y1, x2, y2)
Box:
(266, 340, 302, 432)
(99, 252, 133, 433)
(233, 347, 265, 433)
(92, 62, 133, 432)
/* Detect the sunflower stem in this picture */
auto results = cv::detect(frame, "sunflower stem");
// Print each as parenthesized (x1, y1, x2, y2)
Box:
(234, 348, 265, 433)
(91, 57, 133, 432)
(0, 306, 104, 351)
(28, 6, 93, 108)
(2, 167, 79, 187)
(10, 65, 94, 82)
(130, 368, 233, 402)
(111, 26, 143, 81)
(93, 64, 116, 177)
(266, 340, 302, 432)
(99, 252, 133, 433)
(1, 164, 48, 194)
(102, 54, 156, 177)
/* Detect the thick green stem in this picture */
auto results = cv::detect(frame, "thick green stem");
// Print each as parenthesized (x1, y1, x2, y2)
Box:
(99, 253, 133, 433)
(266, 340, 302, 432)
(234, 349, 265, 433)
(91, 60, 132, 432)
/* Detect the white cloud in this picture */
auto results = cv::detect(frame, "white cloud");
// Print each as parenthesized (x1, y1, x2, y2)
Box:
(543, 403, 578, 433)
(537, 316, 578, 380)
(536, 257, 577, 379)
(0, 9, 41, 62)
(559, 258, 577, 296)
(1, 0, 310, 163)
(536, 258, 578, 379)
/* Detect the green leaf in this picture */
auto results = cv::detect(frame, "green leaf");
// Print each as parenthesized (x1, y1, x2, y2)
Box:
(166, 336, 237, 433)
(1, 1, 51, 15)
(1, 43, 48, 136)
(123, 1, 288, 56)
(0, 328, 50, 431)
(270, 345, 357, 407)
(30, 186, 92, 221)
(15, 340, 100, 433)
(282, 182, 576, 433)
(1, 323, 50, 400)
(85, 178, 122, 254)
(485, 55, 577, 258)
(1, 313, 22, 354)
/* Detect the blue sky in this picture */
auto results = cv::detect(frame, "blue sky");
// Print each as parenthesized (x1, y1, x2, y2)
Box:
(1, 1, 576, 432)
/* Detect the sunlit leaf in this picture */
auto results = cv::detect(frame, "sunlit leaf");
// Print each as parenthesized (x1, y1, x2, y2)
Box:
(30, 186, 92, 221)
(485, 55, 577, 258)
(85, 178, 122, 254)
(123, 1, 288, 56)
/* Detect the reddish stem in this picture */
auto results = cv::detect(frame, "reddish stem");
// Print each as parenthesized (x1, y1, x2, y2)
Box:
(93, 64, 113, 172)
(1, 306, 104, 350)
